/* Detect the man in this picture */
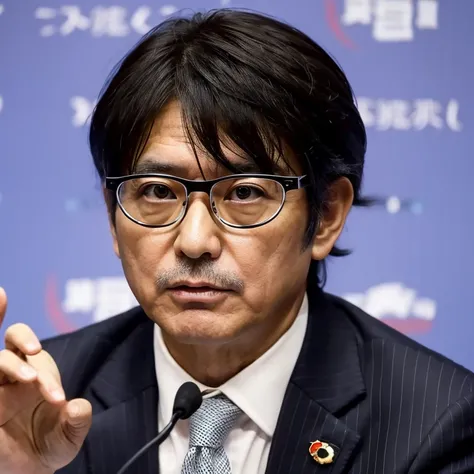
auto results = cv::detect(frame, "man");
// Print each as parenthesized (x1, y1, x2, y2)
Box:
(0, 9, 473, 474)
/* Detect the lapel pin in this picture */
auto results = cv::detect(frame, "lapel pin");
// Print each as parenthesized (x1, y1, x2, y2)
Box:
(309, 440, 335, 465)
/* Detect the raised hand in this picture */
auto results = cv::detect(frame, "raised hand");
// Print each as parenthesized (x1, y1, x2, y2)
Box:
(0, 288, 92, 474)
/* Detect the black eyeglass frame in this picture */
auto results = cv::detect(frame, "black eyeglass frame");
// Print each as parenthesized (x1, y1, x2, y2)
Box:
(105, 173, 309, 229)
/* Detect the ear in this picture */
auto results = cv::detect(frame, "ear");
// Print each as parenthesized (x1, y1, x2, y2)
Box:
(103, 187, 121, 259)
(311, 177, 354, 261)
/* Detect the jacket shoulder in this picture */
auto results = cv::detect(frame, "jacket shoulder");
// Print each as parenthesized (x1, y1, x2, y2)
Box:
(327, 293, 474, 401)
(39, 306, 148, 395)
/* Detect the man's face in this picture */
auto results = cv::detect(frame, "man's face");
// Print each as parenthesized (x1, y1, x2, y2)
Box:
(109, 101, 315, 346)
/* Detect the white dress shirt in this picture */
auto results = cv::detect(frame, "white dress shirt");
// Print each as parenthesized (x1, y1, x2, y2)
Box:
(153, 294, 308, 474)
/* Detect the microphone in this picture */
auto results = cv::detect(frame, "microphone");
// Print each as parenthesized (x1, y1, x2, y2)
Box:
(116, 381, 203, 474)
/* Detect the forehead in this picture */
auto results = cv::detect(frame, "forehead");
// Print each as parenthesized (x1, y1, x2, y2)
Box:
(135, 101, 301, 178)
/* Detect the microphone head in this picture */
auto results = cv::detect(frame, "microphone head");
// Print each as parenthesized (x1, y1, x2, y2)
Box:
(172, 382, 203, 419)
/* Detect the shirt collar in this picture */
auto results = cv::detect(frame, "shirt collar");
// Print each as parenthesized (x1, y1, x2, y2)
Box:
(153, 293, 308, 438)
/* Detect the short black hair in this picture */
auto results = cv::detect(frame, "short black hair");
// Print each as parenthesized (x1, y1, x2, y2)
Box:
(89, 8, 368, 286)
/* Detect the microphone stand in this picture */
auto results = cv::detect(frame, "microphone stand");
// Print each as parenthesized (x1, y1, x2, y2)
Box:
(116, 411, 182, 474)
(116, 381, 202, 474)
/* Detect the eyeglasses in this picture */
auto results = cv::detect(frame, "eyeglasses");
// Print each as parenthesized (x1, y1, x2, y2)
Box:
(105, 173, 309, 229)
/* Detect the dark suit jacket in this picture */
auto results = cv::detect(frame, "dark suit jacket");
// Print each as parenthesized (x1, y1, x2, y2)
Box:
(43, 288, 474, 474)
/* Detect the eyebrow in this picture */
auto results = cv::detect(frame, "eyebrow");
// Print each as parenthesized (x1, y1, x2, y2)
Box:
(132, 159, 289, 176)
(133, 161, 186, 175)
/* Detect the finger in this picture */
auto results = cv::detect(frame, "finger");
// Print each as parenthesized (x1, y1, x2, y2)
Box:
(0, 348, 65, 405)
(25, 350, 65, 404)
(4, 323, 42, 355)
(35, 368, 66, 404)
(0, 349, 38, 385)
(0, 288, 6, 328)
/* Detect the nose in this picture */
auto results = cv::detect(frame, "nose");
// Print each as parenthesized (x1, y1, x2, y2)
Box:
(173, 195, 222, 260)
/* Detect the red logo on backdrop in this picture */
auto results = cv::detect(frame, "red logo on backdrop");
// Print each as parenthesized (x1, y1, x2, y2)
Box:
(324, 0, 358, 49)
(45, 274, 139, 335)
(45, 275, 77, 334)
(383, 317, 432, 334)
(343, 283, 436, 334)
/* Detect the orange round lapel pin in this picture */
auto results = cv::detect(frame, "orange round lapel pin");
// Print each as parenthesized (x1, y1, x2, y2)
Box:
(309, 440, 335, 465)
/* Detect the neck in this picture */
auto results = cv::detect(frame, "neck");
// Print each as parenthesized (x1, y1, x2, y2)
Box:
(162, 292, 306, 387)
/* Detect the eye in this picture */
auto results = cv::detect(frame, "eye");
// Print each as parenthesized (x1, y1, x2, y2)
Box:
(227, 185, 264, 201)
(142, 183, 176, 200)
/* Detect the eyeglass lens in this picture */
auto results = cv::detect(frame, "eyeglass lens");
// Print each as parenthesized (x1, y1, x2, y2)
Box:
(117, 176, 285, 227)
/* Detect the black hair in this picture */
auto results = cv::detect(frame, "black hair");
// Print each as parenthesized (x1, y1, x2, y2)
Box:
(89, 8, 369, 287)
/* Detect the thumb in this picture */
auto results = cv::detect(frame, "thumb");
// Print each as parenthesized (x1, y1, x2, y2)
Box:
(62, 399, 92, 445)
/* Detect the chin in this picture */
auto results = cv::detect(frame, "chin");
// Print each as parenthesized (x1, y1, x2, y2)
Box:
(159, 308, 245, 345)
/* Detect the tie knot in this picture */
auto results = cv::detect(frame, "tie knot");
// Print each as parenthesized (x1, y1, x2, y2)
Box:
(188, 394, 242, 449)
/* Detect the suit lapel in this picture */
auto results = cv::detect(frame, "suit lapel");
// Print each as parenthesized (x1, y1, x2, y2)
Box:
(266, 289, 365, 474)
(84, 315, 159, 474)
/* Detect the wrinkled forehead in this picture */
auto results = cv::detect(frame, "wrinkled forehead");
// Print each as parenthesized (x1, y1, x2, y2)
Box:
(132, 101, 303, 179)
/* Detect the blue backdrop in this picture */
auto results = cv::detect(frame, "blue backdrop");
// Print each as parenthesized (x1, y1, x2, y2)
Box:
(1, 0, 473, 369)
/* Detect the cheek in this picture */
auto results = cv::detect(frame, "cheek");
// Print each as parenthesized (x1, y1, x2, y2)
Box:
(114, 216, 172, 294)
(229, 208, 310, 295)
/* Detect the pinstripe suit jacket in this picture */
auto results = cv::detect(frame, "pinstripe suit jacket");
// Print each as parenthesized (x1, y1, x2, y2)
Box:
(44, 288, 474, 474)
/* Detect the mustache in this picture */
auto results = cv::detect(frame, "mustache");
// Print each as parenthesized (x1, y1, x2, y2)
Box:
(156, 258, 245, 293)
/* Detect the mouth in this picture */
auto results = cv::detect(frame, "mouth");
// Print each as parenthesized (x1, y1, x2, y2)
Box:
(167, 282, 231, 304)
(168, 281, 229, 291)
(171, 286, 227, 292)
